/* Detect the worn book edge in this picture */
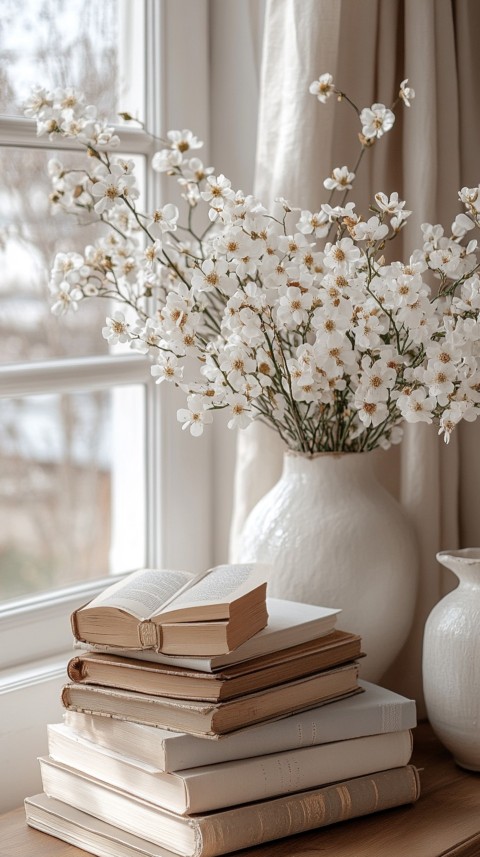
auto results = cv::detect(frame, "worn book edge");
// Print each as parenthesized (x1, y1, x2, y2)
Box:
(61, 663, 361, 737)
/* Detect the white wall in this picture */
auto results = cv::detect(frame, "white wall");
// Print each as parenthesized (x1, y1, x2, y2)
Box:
(0, 658, 66, 810)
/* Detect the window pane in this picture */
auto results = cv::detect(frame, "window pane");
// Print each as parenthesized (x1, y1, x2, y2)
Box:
(0, 0, 145, 120)
(0, 385, 146, 601)
(0, 148, 146, 363)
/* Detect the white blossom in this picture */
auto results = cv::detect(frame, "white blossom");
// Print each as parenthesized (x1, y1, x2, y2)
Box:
(360, 104, 395, 139)
(321, 201, 357, 221)
(374, 192, 409, 217)
(399, 79, 415, 107)
(422, 361, 457, 406)
(50, 281, 83, 316)
(355, 391, 389, 427)
(151, 354, 184, 384)
(323, 237, 361, 271)
(351, 216, 389, 242)
(91, 165, 133, 214)
(167, 129, 203, 153)
(201, 174, 235, 208)
(309, 73, 335, 103)
(438, 401, 471, 443)
(359, 357, 397, 401)
(191, 258, 233, 294)
(396, 388, 435, 423)
(102, 311, 131, 344)
(148, 203, 179, 237)
(131, 318, 163, 355)
(277, 285, 312, 326)
(177, 395, 213, 436)
(323, 166, 355, 191)
(226, 393, 253, 429)
(297, 209, 329, 237)
(23, 86, 54, 118)
(451, 213, 475, 239)
(152, 148, 183, 172)
(220, 346, 257, 386)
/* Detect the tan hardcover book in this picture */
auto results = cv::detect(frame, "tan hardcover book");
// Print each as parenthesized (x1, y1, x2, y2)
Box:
(47, 723, 413, 815)
(67, 630, 362, 701)
(71, 564, 268, 655)
(61, 662, 361, 737)
(35, 762, 421, 857)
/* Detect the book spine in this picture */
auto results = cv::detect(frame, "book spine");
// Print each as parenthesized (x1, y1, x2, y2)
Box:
(184, 730, 413, 813)
(70, 610, 81, 642)
(196, 765, 421, 857)
(67, 657, 86, 683)
(138, 620, 159, 650)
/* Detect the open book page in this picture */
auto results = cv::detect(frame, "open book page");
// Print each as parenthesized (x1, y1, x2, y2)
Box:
(84, 569, 201, 620)
(156, 563, 270, 622)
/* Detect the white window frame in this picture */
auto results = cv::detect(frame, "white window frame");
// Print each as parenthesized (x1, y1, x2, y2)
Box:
(0, 0, 214, 809)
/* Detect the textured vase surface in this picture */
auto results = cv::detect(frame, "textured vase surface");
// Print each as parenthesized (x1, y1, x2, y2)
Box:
(423, 549, 480, 771)
(235, 450, 418, 681)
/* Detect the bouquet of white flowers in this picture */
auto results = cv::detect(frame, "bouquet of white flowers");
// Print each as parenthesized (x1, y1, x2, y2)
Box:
(25, 76, 480, 452)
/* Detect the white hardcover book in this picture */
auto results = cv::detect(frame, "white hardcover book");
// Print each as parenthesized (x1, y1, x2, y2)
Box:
(74, 597, 340, 672)
(64, 680, 416, 772)
(47, 723, 413, 815)
(25, 793, 176, 857)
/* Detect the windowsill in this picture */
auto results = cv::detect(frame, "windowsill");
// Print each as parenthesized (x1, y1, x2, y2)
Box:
(0, 574, 129, 671)
(0, 651, 71, 693)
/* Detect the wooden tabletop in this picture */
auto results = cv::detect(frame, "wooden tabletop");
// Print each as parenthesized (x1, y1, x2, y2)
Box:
(1, 722, 480, 857)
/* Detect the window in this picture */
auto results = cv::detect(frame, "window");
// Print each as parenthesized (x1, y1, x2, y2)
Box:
(0, 0, 214, 809)
(0, 0, 150, 602)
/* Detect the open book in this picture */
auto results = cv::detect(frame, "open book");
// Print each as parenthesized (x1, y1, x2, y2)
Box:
(71, 564, 269, 656)
(74, 598, 342, 672)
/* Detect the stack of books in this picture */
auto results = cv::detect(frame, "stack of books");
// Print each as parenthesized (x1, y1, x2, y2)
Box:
(25, 564, 420, 856)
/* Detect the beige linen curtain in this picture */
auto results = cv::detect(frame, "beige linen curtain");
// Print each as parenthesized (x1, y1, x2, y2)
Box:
(230, 0, 480, 707)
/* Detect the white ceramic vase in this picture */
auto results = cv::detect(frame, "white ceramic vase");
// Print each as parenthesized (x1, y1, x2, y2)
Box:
(234, 450, 418, 682)
(423, 549, 480, 771)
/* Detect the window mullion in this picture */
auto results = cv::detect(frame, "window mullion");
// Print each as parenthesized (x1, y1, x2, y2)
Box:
(0, 116, 154, 155)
